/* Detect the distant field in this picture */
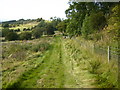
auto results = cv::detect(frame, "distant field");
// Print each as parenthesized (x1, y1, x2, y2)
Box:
(9, 22, 39, 31)
(0, 22, 39, 31)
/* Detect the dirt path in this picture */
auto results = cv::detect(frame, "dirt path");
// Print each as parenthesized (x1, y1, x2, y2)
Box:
(6, 37, 96, 88)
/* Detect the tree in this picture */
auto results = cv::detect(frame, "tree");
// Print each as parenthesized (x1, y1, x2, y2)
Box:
(20, 32, 32, 40)
(37, 20, 46, 27)
(107, 4, 120, 41)
(56, 19, 68, 34)
(81, 14, 91, 38)
(65, 2, 95, 36)
(2, 28, 11, 37)
(32, 27, 44, 38)
(81, 12, 106, 38)
(5, 32, 19, 41)
(36, 18, 43, 22)
(89, 12, 106, 31)
(2, 23, 9, 28)
(65, 1, 117, 36)
(50, 17, 61, 30)
(45, 24, 55, 35)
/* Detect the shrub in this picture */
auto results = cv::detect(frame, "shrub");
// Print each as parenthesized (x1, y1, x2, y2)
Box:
(2, 23, 9, 28)
(88, 58, 118, 88)
(5, 32, 19, 41)
(2, 28, 11, 37)
(96, 61, 118, 88)
(20, 32, 32, 40)
(21, 44, 32, 50)
(88, 59, 102, 74)
(11, 51, 26, 60)
(32, 27, 43, 38)
(31, 42, 50, 52)
(45, 24, 55, 35)
(2, 43, 28, 59)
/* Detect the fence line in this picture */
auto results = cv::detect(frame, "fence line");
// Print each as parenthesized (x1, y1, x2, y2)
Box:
(72, 37, 119, 63)
(94, 45, 119, 62)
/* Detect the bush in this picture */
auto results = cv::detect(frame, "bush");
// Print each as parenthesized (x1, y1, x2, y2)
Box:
(11, 51, 26, 60)
(5, 32, 19, 41)
(45, 24, 55, 35)
(5, 43, 35, 60)
(2, 23, 9, 28)
(88, 59, 102, 74)
(21, 44, 32, 50)
(20, 32, 32, 40)
(32, 27, 43, 38)
(31, 42, 50, 52)
(2, 28, 11, 37)
(88, 58, 118, 88)
(96, 61, 118, 88)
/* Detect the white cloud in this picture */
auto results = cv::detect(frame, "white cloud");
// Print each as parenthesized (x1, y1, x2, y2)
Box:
(0, 0, 69, 21)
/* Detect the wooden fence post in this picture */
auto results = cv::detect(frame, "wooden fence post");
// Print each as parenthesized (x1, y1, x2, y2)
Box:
(93, 43, 95, 53)
(108, 46, 111, 63)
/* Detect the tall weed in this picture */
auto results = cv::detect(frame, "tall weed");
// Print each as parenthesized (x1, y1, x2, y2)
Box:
(31, 42, 50, 52)
(87, 54, 118, 88)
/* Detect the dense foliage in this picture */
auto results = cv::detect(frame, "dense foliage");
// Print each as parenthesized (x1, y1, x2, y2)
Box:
(64, 2, 119, 41)
(5, 32, 19, 41)
(32, 27, 43, 38)
(1, 17, 61, 41)
(81, 12, 106, 38)
(20, 32, 32, 40)
(1, 2, 119, 43)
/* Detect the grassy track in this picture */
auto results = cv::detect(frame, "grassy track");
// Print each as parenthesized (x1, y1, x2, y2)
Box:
(6, 37, 96, 88)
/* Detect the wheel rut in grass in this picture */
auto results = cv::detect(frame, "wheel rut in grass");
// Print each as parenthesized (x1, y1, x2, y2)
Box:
(6, 37, 97, 88)
(6, 37, 65, 88)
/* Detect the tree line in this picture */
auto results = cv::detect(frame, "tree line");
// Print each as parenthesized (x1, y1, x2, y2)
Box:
(57, 1, 120, 42)
(1, 17, 62, 41)
(1, 2, 120, 42)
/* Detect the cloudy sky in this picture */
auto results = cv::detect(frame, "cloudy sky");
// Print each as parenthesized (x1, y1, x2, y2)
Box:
(0, 0, 69, 21)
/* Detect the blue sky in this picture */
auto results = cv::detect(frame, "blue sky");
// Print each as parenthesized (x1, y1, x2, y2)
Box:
(0, 0, 69, 21)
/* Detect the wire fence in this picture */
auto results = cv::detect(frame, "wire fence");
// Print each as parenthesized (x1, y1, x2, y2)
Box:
(94, 45, 119, 62)
(72, 37, 119, 63)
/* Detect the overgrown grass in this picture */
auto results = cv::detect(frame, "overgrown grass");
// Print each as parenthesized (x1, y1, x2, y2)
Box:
(63, 37, 118, 88)
(31, 42, 50, 52)
(75, 37, 118, 88)
(2, 37, 52, 88)
(5, 36, 65, 88)
(2, 36, 118, 88)
(88, 57, 118, 88)
(64, 38, 96, 88)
